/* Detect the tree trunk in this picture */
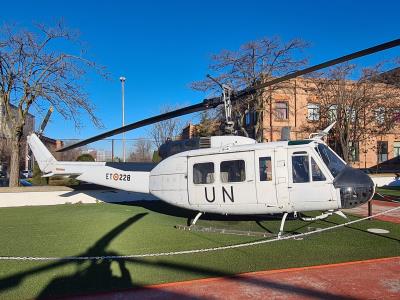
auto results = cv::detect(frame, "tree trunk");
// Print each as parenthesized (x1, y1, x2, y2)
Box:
(8, 137, 21, 187)
(8, 122, 24, 187)
(341, 141, 350, 164)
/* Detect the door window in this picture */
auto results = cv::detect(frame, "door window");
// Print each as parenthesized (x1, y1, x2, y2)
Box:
(193, 162, 214, 184)
(220, 160, 246, 183)
(259, 157, 272, 181)
(292, 154, 310, 183)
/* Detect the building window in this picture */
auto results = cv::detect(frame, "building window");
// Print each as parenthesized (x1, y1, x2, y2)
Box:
(275, 102, 288, 120)
(394, 141, 400, 160)
(193, 162, 214, 184)
(374, 107, 385, 125)
(244, 110, 258, 126)
(377, 141, 388, 163)
(307, 103, 320, 121)
(392, 108, 400, 123)
(328, 104, 337, 122)
(259, 157, 272, 181)
(220, 160, 246, 183)
(245, 112, 251, 126)
(349, 141, 360, 162)
(346, 106, 356, 122)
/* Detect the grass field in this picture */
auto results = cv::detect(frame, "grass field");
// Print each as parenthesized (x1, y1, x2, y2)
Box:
(0, 201, 399, 299)
(376, 186, 400, 198)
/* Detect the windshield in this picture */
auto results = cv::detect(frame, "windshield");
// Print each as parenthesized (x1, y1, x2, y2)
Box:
(315, 144, 346, 177)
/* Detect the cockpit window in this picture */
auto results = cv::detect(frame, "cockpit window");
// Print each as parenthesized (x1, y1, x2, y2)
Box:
(315, 144, 346, 177)
(292, 154, 310, 183)
(311, 157, 326, 181)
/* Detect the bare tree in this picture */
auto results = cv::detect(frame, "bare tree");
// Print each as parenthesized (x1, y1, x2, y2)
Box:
(191, 37, 308, 141)
(58, 140, 86, 161)
(149, 105, 184, 148)
(304, 63, 400, 163)
(0, 22, 106, 186)
(128, 139, 152, 162)
(0, 138, 11, 172)
(196, 110, 220, 137)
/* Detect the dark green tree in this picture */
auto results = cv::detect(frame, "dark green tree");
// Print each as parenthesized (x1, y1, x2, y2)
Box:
(76, 154, 95, 162)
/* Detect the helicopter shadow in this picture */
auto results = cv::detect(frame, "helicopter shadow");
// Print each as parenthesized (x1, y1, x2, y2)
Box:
(119, 200, 308, 235)
(0, 212, 205, 299)
(0, 212, 358, 300)
(0, 213, 144, 298)
(120, 200, 293, 222)
(58, 188, 157, 202)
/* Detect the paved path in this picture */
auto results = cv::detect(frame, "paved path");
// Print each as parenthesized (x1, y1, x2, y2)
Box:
(68, 257, 400, 300)
(344, 200, 400, 224)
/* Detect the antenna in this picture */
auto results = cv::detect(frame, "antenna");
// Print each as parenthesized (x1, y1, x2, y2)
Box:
(309, 122, 336, 140)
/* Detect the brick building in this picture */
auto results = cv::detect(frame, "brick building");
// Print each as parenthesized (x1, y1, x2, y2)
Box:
(255, 78, 399, 170)
(182, 73, 400, 170)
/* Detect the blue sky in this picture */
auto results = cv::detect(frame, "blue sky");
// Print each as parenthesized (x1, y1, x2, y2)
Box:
(1, 0, 399, 147)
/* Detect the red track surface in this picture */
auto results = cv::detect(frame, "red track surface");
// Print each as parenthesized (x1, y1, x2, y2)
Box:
(69, 257, 400, 300)
(345, 200, 400, 224)
(64, 199, 399, 300)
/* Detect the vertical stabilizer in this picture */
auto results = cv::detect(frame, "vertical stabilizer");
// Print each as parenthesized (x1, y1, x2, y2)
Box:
(27, 133, 57, 173)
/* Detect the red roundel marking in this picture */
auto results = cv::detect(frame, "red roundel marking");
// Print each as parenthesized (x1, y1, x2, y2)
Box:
(113, 173, 119, 181)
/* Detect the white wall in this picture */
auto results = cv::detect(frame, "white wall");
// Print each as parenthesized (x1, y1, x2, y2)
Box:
(370, 175, 400, 187)
(0, 189, 156, 208)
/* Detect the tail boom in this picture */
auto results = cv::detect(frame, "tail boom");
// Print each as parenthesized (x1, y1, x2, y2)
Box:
(27, 133, 150, 193)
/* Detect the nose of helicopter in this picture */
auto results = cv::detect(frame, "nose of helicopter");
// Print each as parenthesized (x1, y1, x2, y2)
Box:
(333, 167, 375, 209)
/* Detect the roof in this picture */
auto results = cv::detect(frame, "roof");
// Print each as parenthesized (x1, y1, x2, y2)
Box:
(371, 67, 400, 87)
(0, 103, 35, 119)
(181, 138, 315, 158)
(40, 135, 58, 144)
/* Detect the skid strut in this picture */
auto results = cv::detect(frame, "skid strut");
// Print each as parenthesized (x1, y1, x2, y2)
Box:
(189, 212, 203, 226)
(278, 212, 288, 239)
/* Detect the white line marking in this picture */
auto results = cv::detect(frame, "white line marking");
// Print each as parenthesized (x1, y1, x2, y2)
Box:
(0, 206, 399, 261)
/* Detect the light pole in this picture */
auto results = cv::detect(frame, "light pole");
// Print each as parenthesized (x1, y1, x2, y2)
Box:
(120, 76, 126, 162)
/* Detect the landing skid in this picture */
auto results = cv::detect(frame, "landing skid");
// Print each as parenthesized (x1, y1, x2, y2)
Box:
(298, 210, 348, 222)
(175, 224, 275, 237)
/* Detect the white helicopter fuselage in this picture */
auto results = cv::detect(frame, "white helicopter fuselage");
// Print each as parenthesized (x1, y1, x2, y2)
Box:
(28, 134, 373, 216)
(150, 136, 339, 215)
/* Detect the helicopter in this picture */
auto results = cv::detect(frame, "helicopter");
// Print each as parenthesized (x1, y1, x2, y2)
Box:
(28, 39, 399, 236)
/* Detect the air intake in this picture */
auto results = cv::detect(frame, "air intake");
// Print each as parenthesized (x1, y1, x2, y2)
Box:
(199, 137, 211, 148)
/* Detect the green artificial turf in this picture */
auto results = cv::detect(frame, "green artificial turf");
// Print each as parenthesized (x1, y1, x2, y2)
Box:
(0, 201, 398, 299)
(376, 186, 400, 198)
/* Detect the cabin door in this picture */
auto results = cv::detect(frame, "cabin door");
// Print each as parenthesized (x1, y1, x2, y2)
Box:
(254, 149, 278, 207)
(187, 152, 256, 206)
(287, 149, 335, 211)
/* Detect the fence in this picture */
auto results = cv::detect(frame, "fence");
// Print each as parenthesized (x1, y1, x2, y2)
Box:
(56, 138, 157, 162)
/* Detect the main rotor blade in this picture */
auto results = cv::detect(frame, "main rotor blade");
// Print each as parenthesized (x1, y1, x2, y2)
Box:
(58, 39, 400, 152)
(238, 38, 400, 98)
(57, 100, 220, 152)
